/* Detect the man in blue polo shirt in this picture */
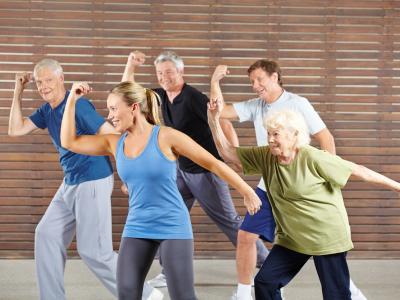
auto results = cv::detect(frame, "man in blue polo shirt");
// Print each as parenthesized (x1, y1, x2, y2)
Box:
(8, 59, 161, 300)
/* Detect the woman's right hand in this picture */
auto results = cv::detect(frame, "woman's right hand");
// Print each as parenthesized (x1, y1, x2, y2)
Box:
(243, 190, 262, 216)
(69, 82, 91, 101)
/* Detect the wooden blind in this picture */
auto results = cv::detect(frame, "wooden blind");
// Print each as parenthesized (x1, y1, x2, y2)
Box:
(0, 0, 399, 259)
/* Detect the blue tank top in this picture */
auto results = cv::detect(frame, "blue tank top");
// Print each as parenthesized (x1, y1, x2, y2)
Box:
(116, 125, 193, 239)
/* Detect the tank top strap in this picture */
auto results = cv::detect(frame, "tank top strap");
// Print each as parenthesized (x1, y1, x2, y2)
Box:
(148, 125, 160, 148)
(116, 132, 128, 158)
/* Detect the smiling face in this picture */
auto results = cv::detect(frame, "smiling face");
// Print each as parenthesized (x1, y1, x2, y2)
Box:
(267, 127, 297, 159)
(34, 67, 65, 105)
(248, 68, 280, 102)
(155, 60, 184, 92)
(107, 93, 136, 133)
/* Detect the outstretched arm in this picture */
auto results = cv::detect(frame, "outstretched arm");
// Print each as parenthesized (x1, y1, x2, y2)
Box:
(351, 164, 400, 192)
(210, 65, 239, 120)
(8, 73, 38, 136)
(164, 127, 261, 215)
(121, 50, 146, 82)
(60, 82, 118, 157)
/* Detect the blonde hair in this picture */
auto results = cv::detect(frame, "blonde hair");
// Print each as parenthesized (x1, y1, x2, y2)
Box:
(110, 81, 161, 125)
(264, 110, 310, 148)
(33, 58, 63, 78)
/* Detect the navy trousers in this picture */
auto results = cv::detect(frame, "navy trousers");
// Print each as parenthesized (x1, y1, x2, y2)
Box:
(254, 245, 351, 300)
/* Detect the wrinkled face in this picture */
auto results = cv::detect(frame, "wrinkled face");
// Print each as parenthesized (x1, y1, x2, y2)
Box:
(155, 61, 183, 91)
(249, 68, 278, 100)
(267, 127, 296, 157)
(34, 67, 65, 104)
(107, 93, 136, 133)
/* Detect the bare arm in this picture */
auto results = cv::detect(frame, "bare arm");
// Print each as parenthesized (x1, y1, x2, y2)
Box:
(121, 50, 146, 82)
(313, 128, 336, 155)
(210, 65, 239, 120)
(351, 164, 400, 192)
(220, 119, 239, 147)
(165, 127, 261, 214)
(207, 98, 242, 167)
(60, 82, 118, 157)
(8, 73, 38, 136)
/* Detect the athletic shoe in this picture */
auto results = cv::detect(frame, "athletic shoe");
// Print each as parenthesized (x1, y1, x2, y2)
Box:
(146, 287, 164, 300)
(350, 280, 367, 300)
(230, 292, 253, 300)
(147, 273, 167, 288)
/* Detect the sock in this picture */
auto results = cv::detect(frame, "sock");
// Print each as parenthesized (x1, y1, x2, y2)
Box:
(237, 283, 252, 300)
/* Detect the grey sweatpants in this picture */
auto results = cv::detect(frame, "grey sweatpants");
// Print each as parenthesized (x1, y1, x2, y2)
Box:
(34, 175, 153, 300)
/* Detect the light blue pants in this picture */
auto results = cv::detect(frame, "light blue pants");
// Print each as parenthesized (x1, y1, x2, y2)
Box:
(34, 175, 153, 299)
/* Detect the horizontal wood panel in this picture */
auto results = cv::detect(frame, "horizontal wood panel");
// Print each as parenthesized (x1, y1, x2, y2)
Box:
(1, 0, 399, 259)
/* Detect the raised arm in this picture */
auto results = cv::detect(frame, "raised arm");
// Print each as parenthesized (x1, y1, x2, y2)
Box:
(164, 127, 261, 215)
(351, 164, 400, 192)
(8, 73, 38, 136)
(60, 82, 118, 157)
(207, 97, 242, 167)
(121, 50, 146, 82)
(210, 65, 239, 120)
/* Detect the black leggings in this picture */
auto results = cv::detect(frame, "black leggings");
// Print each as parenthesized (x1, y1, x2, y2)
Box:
(117, 237, 197, 300)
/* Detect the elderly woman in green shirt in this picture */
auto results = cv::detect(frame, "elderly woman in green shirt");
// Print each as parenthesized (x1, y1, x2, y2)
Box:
(207, 100, 400, 300)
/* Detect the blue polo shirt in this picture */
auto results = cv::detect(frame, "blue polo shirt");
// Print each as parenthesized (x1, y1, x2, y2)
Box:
(29, 91, 113, 185)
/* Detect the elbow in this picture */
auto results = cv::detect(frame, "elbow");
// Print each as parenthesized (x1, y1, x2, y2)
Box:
(8, 128, 21, 137)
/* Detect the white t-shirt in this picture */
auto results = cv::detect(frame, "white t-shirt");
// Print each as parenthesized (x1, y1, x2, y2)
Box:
(233, 90, 326, 191)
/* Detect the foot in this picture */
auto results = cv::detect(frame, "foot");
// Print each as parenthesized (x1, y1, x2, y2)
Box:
(230, 291, 253, 300)
(145, 288, 164, 300)
(147, 273, 167, 288)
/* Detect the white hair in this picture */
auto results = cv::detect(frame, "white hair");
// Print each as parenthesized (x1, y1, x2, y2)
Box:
(154, 51, 184, 71)
(264, 109, 311, 148)
(33, 58, 63, 78)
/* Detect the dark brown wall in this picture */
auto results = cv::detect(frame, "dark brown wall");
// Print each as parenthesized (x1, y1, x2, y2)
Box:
(0, 0, 399, 259)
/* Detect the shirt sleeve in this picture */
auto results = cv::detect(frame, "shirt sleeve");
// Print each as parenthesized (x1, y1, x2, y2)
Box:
(297, 98, 326, 135)
(233, 99, 257, 122)
(75, 98, 105, 134)
(236, 146, 267, 176)
(311, 149, 355, 188)
(29, 105, 47, 129)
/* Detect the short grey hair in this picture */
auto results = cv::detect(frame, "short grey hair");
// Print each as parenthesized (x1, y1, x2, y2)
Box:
(264, 110, 311, 148)
(33, 58, 63, 78)
(154, 51, 184, 71)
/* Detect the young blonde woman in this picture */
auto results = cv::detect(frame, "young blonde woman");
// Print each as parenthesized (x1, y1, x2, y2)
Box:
(60, 81, 261, 300)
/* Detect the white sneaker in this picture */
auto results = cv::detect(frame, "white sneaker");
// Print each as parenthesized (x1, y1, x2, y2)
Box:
(145, 288, 164, 300)
(147, 273, 167, 288)
(350, 280, 367, 300)
(230, 292, 253, 300)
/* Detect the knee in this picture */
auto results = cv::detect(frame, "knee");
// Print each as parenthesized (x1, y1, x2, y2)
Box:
(34, 222, 53, 242)
(118, 281, 141, 300)
(238, 230, 259, 246)
(254, 272, 278, 290)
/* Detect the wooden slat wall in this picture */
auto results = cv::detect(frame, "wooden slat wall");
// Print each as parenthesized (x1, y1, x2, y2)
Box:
(0, 0, 399, 259)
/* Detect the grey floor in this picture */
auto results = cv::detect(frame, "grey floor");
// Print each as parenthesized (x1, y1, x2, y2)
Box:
(0, 259, 398, 300)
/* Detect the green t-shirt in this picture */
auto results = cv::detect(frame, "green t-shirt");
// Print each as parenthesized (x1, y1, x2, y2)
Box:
(237, 145, 355, 255)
